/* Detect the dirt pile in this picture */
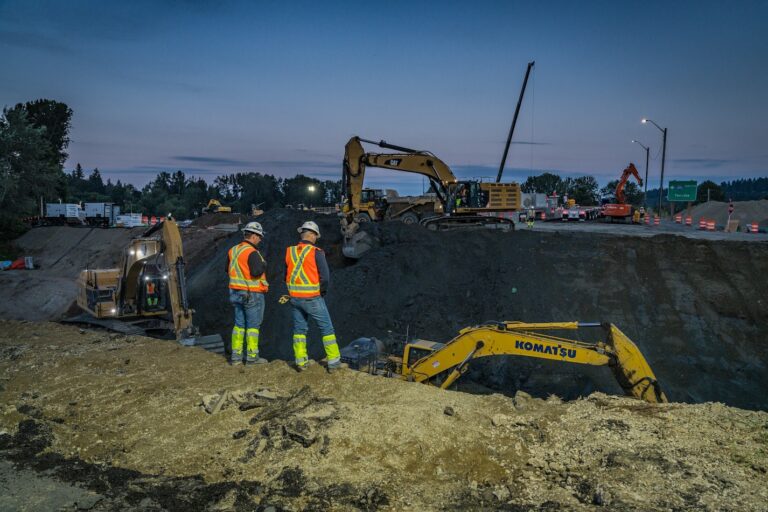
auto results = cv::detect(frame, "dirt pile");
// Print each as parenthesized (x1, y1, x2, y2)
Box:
(192, 212, 246, 228)
(1, 321, 767, 511)
(688, 199, 768, 230)
(0, 227, 142, 321)
(188, 209, 768, 410)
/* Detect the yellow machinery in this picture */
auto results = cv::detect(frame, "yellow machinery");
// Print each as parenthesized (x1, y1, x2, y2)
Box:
(202, 199, 232, 214)
(342, 321, 667, 403)
(341, 136, 522, 257)
(75, 220, 223, 352)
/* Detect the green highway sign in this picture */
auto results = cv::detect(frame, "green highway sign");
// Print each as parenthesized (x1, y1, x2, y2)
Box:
(667, 180, 697, 202)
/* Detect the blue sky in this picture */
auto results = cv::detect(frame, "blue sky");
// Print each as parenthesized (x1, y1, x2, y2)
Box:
(1, 0, 766, 194)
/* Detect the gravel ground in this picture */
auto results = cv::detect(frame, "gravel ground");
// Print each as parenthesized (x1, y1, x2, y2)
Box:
(1, 320, 767, 511)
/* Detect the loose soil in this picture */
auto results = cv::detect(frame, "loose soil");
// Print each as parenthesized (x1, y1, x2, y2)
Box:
(1, 321, 767, 511)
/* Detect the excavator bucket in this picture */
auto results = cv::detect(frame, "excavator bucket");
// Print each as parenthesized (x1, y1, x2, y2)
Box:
(341, 219, 379, 259)
(606, 324, 668, 403)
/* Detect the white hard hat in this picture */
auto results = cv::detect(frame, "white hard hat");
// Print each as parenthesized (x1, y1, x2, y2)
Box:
(243, 221, 265, 237)
(298, 220, 321, 238)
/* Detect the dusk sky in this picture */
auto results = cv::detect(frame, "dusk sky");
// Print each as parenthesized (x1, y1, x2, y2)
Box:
(1, 0, 766, 194)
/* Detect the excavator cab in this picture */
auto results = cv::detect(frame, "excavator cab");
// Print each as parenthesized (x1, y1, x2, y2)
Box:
(138, 265, 168, 313)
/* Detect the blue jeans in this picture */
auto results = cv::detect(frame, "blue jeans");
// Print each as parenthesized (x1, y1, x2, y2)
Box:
(290, 296, 341, 367)
(229, 290, 265, 362)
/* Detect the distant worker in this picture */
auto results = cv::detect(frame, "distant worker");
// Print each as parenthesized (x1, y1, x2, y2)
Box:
(527, 207, 535, 229)
(226, 222, 269, 366)
(145, 281, 159, 307)
(285, 221, 341, 373)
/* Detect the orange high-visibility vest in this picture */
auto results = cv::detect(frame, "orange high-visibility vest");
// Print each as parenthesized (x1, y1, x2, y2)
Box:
(228, 242, 268, 292)
(285, 243, 321, 298)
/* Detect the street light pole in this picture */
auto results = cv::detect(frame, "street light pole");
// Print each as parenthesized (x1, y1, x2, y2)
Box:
(642, 118, 668, 215)
(632, 140, 650, 209)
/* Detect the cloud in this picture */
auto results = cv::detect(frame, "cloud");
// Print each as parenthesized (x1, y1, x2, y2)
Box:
(172, 156, 253, 166)
(252, 160, 339, 169)
(0, 30, 71, 54)
(672, 158, 734, 168)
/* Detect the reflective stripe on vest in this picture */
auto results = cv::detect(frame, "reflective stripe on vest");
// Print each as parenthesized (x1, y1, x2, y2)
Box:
(229, 243, 268, 292)
(285, 244, 321, 297)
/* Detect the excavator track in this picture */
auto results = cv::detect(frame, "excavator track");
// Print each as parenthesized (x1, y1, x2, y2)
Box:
(420, 215, 515, 231)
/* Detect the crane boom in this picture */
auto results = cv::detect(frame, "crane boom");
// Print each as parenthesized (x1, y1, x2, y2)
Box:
(497, 61, 535, 183)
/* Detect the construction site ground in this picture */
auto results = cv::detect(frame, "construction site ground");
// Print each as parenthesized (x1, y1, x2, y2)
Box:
(2, 321, 767, 511)
(1, 208, 767, 510)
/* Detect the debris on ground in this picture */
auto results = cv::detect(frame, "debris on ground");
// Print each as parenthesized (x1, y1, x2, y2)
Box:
(1, 321, 767, 511)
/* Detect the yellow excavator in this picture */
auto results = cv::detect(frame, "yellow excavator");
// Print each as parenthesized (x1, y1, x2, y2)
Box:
(73, 219, 223, 352)
(341, 321, 667, 403)
(341, 136, 522, 258)
(202, 199, 232, 214)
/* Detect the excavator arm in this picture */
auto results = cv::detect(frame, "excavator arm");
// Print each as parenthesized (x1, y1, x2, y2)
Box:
(615, 163, 643, 205)
(343, 136, 457, 217)
(401, 321, 667, 403)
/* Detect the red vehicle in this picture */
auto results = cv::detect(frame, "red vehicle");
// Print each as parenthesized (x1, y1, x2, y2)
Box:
(603, 163, 643, 222)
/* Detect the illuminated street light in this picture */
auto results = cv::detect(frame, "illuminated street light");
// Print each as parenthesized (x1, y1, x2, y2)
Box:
(642, 118, 668, 214)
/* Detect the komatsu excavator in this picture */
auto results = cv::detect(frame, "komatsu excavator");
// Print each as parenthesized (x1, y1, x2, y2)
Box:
(341, 136, 522, 258)
(73, 219, 223, 353)
(603, 163, 643, 222)
(341, 321, 667, 403)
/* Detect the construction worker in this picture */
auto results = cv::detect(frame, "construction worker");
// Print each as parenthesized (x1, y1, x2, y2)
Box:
(527, 207, 535, 229)
(226, 221, 269, 366)
(285, 221, 341, 373)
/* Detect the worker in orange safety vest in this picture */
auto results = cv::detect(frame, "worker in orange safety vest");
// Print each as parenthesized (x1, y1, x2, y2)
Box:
(285, 220, 341, 373)
(226, 221, 269, 366)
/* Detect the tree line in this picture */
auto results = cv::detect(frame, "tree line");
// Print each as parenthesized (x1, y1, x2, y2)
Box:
(1, 98, 341, 237)
(3, 98, 767, 238)
(65, 166, 341, 220)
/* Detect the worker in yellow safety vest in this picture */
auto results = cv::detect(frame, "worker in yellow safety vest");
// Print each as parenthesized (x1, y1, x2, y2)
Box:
(226, 221, 269, 366)
(285, 221, 341, 373)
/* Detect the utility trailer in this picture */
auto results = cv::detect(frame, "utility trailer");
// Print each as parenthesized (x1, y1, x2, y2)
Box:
(44, 203, 86, 225)
(84, 202, 120, 227)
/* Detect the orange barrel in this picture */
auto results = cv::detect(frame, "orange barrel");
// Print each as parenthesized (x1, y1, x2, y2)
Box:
(674, 214, 682, 223)
(654, 216, 660, 226)
(698, 218, 707, 230)
(142, 215, 149, 224)
(685, 216, 692, 226)
(707, 220, 715, 231)
(150, 216, 157, 225)
(751, 222, 759, 233)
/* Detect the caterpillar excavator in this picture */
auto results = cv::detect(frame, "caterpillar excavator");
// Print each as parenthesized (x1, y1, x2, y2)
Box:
(341, 321, 667, 403)
(603, 163, 643, 222)
(71, 219, 223, 353)
(341, 136, 522, 258)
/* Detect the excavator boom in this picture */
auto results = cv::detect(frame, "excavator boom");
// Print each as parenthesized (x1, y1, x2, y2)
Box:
(400, 321, 667, 403)
(615, 163, 643, 205)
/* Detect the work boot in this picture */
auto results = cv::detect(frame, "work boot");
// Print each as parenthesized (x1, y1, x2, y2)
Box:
(295, 364, 307, 373)
(245, 358, 268, 365)
(229, 359, 242, 366)
(327, 363, 344, 374)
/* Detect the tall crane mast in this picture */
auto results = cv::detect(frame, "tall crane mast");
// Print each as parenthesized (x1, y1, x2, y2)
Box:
(497, 61, 535, 183)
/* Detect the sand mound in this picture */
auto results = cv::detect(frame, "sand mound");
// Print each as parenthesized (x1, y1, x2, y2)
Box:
(688, 199, 768, 230)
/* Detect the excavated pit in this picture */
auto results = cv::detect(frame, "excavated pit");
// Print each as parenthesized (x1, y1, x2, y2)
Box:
(185, 209, 768, 410)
